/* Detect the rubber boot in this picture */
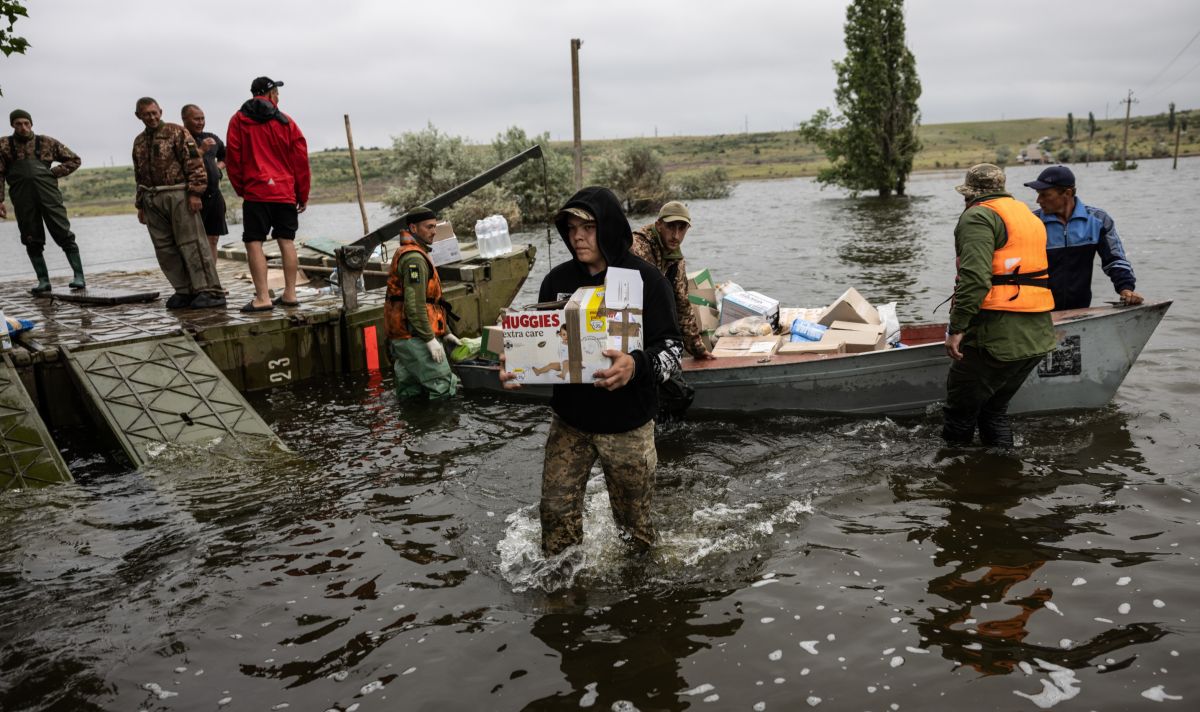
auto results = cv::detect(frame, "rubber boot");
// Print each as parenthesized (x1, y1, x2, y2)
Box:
(978, 411, 1015, 449)
(66, 250, 86, 290)
(29, 254, 52, 295)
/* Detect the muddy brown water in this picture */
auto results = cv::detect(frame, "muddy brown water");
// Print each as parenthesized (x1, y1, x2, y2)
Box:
(2, 158, 1198, 711)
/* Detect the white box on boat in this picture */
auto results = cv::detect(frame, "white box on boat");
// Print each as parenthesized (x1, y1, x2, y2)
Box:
(719, 290, 780, 329)
(429, 220, 463, 266)
(711, 335, 780, 358)
(818, 287, 880, 326)
(501, 268, 643, 384)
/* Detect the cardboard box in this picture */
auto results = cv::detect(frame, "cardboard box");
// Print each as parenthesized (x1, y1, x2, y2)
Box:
(711, 335, 780, 358)
(829, 319, 884, 335)
(687, 269, 714, 292)
(820, 328, 885, 353)
(778, 340, 844, 356)
(688, 286, 717, 308)
(429, 220, 464, 266)
(480, 325, 504, 361)
(502, 268, 643, 384)
(719, 290, 780, 329)
(692, 303, 719, 332)
(817, 287, 880, 326)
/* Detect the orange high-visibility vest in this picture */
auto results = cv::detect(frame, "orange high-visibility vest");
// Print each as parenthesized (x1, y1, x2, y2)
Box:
(975, 197, 1054, 312)
(384, 234, 449, 339)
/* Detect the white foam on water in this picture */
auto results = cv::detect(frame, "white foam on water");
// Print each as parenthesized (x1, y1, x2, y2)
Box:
(801, 668, 810, 675)
(905, 646, 928, 655)
(806, 696, 822, 706)
(331, 670, 349, 681)
(769, 650, 783, 661)
(1044, 602, 1063, 616)
(751, 579, 778, 588)
(774, 677, 785, 684)
(1119, 603, 1131, 614)
(1013, 659, 1080, 708)
(217, 697, 232, 706)
(402, 666, 416, 675)
(1154, 599, 1166, 608)
(1071, 577, 1087, 586)
(1059, 639, 1073, 649)
(702, 694, 720, 702)
(753, 703, 766, 711)
(1117, 576, 1132, 586)
(359, 680, 384, 695)
(1141, 686, 1183, 702)
(682, 683, 716, 696)
(580, 682, 598, 708)
(610, 702, 638, 712)
(799, 641, 820, 655)
(889, 656, 904, 668)
(1019, 661, 1034, 675)
(1094, 617, 1114, 623)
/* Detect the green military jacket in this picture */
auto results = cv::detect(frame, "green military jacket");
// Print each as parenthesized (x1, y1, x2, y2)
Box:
(131, 122, 207, 208)
(630, 223, 707, 357)
(0, 133, 81, 203)
(398, 240, 435, 342)
(951, 191, 1057, 361)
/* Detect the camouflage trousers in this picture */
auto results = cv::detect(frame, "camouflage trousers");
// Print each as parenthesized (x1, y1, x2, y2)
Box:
(540, 416, 657, 556)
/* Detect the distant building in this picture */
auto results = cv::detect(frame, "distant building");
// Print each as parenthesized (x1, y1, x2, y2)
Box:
(1019, 143, 1052, 164)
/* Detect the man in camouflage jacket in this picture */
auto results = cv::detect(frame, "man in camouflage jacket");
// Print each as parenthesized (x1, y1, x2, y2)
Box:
(0, 109, 86, 293)
(132, 97, 225, 309)
(630, 200, 714, 359)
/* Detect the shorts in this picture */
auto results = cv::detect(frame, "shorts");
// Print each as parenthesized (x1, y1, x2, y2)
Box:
(200, 191, 228, 236)
(242, 200, 298, 243)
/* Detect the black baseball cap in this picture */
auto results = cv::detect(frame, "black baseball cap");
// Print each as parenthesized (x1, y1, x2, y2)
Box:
(1023, 165, 1075, 191)
(251, 76, 284, 95)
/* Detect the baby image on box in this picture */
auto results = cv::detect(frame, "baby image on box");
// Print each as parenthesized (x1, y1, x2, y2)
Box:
(533, 326, 571, 379)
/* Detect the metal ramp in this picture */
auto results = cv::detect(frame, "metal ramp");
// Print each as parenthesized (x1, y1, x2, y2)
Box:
(0, 353, 73, 488)
(63, 334, 283, 467)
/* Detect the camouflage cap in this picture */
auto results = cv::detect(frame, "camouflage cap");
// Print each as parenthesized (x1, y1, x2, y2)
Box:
(657, 200, 691, 225)
(559, 206, 595, 222)
(955, 163, 1006, 197)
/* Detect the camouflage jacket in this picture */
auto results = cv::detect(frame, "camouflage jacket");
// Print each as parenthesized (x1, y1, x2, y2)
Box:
(0, 133, 82, 201)
(131, 122, 207, 208)
(631, 222, 707, 357)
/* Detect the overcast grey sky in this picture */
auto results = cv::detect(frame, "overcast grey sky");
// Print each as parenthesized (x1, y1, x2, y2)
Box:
(3, 0, 1199, 167)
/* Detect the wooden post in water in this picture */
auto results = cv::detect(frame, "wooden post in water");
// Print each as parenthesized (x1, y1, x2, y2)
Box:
(570, 38, 583, 191)
(1173, 118, 1182, 170)
(344, 114, 370, 235)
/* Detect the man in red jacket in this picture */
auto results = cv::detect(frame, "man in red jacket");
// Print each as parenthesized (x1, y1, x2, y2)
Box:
(225, 76, 311, 312)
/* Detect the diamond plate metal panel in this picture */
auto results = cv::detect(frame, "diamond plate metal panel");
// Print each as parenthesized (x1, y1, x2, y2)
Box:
(63, 335, 283, 467)
(0, 354, 73, 488)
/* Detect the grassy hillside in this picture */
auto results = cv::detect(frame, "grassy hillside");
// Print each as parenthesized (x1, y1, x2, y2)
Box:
(39, 110, 1200, 218)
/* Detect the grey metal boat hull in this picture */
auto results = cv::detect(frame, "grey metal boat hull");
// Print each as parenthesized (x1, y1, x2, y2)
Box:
(455, 301, 1170, 417)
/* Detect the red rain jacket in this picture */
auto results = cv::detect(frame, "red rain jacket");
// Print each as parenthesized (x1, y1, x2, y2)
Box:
(225, 97, 310, 205)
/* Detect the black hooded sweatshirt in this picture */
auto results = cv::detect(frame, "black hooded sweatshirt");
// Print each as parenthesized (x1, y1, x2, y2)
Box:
(539, 186, 683, 434)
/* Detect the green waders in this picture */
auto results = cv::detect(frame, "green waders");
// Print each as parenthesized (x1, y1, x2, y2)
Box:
(6, 139, 85, 293)
(388, 337, 460, 400)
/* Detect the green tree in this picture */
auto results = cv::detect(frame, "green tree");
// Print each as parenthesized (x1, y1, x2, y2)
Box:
(590, 144, 669, 215)
(799, 0, 921, 197)
(672, 167, 733, 200)
(1066, 112, 1075, 156)
(1, 0, 30, 96)
(382, 123, 517, 236)
(490, 126, 573, 228)
(1168, 102, 1176, 133)
(1086, 111, 1097, 165)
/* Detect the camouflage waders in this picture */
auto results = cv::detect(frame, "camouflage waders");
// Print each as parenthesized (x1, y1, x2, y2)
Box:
(141, 185, 223, 297)
(6, 142, 84, 290)
(540, 416, 657, 556)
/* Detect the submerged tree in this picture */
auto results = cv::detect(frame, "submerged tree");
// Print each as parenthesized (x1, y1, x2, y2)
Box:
(800, 0, 922, 197)
(1066, 112, 1075, 157)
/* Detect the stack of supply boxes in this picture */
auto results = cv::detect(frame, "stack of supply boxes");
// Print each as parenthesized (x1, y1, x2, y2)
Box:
(686, 269, 719, 352)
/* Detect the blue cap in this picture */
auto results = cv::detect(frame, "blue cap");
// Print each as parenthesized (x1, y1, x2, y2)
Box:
(1023, 165, 1075, 191)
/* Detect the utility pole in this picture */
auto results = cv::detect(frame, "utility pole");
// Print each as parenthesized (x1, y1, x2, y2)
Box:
(1173, 113, 1184, 170)
(1119, 90, 1137, 170)
(570, 38, 583, 190)
(344, 114, 370, 235)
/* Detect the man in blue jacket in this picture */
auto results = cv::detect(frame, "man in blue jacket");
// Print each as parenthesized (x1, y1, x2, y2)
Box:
(1024, 166, 1143, 310)
(500, 187, 683, 557)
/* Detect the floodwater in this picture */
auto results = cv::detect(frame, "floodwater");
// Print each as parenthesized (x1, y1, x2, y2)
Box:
(2, 158, 1199, 711)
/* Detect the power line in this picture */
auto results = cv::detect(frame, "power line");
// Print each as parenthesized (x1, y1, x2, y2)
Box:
(1142, 26, 1200, 92)
(1144, 54, 1200, 102)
